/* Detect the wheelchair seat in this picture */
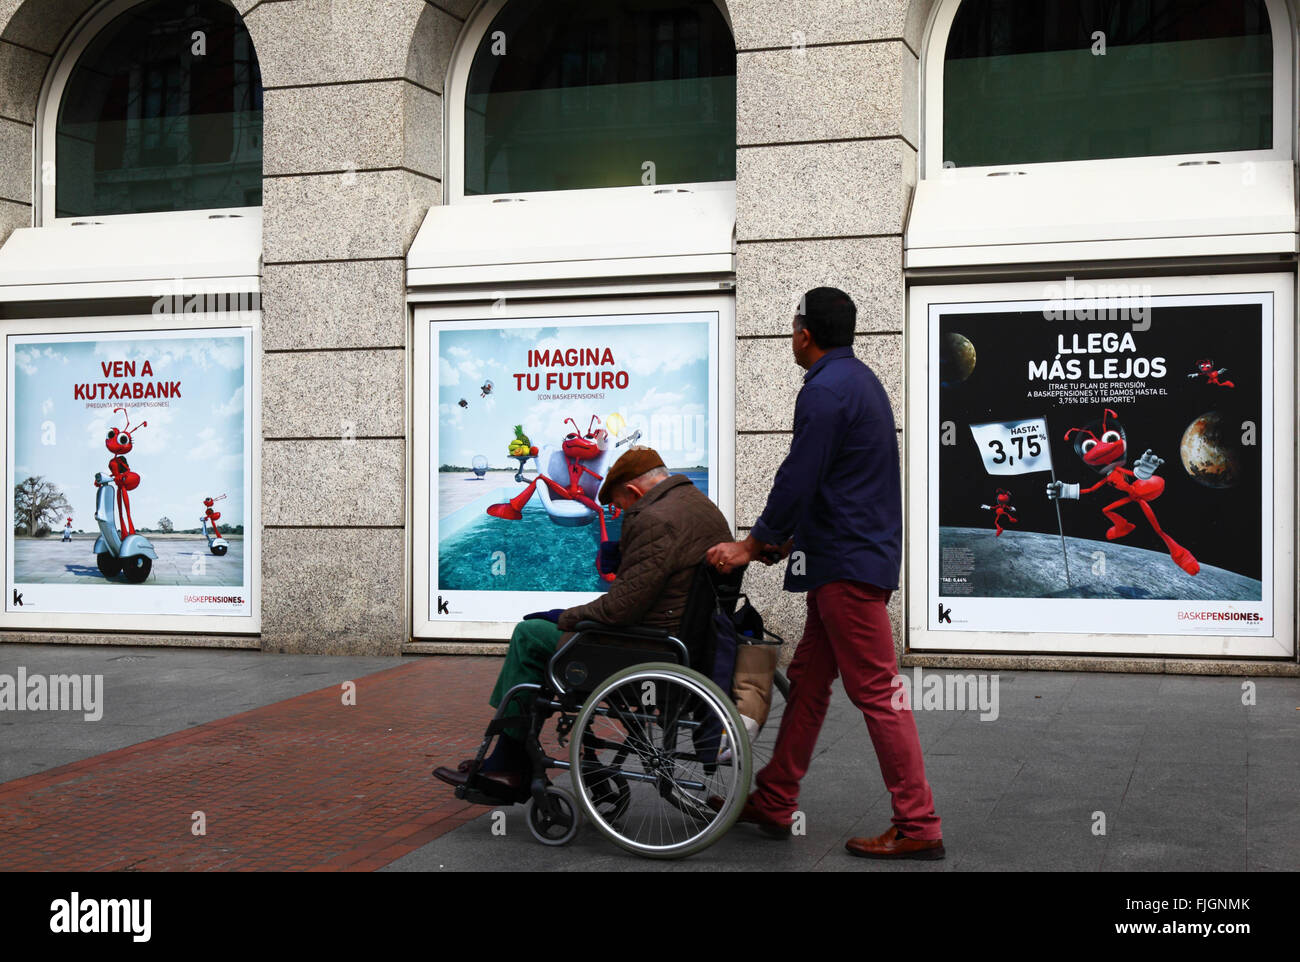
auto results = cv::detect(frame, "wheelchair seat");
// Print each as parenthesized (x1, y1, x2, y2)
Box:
(547, 561, 746, 700)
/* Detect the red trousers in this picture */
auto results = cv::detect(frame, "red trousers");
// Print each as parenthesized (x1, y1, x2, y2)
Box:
(753, 580, 942, 840)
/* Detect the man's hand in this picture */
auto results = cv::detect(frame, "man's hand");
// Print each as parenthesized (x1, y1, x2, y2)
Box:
(523, 609, 563, 623)
(758, 538, 794, 565)
(706, 535, 761, 574)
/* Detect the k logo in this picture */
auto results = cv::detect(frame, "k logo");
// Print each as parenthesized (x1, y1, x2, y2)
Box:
(937, 603, 952, 624)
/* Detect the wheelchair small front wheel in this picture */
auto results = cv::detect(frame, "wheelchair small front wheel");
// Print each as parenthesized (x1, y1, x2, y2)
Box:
(570, 662, 751, 860)
(527, 786, 581, 846)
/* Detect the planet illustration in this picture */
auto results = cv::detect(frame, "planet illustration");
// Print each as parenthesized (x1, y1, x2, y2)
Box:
(939, 332, 976, 387)
(1180, 411, 1241, 488)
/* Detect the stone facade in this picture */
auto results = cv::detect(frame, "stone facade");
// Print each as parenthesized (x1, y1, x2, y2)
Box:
(0, 0, 1294, 676)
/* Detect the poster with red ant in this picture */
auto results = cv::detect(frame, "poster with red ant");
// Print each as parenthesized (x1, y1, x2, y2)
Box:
(429, 310, 717, 624)
(927, 289, 1275, 641)
(5, 326, 252, 620)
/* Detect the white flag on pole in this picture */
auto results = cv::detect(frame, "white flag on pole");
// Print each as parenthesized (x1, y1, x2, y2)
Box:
(969, 418, 1053, 476)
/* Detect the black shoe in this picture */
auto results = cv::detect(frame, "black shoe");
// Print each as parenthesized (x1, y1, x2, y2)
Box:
(433, 759, 530, 803)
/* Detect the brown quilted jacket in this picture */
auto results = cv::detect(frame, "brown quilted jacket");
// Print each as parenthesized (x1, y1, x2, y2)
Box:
(557, 474, 733, 632)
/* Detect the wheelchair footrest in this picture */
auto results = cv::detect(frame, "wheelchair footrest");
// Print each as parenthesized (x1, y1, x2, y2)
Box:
(457, 787, 522, 807)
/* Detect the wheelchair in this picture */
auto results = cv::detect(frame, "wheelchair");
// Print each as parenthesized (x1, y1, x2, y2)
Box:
(451, 561, 787, 859)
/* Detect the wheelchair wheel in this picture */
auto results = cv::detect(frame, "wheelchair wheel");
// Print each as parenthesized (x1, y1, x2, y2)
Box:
(527, 786, 581, 846)
(569, 662, 750, 859)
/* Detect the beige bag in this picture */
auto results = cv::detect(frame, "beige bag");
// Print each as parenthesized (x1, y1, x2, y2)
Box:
(733, 642, 778, 729)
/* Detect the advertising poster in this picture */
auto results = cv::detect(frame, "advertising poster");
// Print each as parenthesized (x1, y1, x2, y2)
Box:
(430, 311, 717, 623)
(6, 326, 253, 619)
(929, 291, 1272, 637)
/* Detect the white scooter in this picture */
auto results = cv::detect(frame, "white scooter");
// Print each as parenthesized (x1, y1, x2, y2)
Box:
(201, 516, 229, 556)
(93, 473, 157, 583)
(201, 494, 229, 556)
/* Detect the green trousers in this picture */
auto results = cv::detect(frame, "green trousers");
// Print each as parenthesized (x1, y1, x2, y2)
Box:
(488, 618, 565, 723)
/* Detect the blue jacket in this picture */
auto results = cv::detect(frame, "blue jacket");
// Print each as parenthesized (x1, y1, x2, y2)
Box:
(750, 346, 902, 592)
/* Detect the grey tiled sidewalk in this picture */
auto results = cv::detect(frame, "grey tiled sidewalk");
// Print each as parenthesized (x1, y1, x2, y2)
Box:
(0, 643, 395, 784)
(390, 669, 1300, 872)
(2, 642, 1295, 871)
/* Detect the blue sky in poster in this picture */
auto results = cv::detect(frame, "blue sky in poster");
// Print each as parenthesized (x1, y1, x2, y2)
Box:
(437, 315, 712, 470)
(11, 331, 247, 531)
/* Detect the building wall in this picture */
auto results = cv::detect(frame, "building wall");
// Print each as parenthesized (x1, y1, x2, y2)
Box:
(731, 0, 933, 654)
(2, 0, 1295, 674)
(247, 0, 463, 654)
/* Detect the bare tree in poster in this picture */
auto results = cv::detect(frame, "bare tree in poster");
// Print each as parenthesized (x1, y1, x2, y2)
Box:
(13, 476, 71, 537)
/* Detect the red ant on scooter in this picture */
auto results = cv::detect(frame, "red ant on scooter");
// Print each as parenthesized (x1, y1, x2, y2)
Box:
(101, 407, 147, 540)
(203, 495, 225, 531)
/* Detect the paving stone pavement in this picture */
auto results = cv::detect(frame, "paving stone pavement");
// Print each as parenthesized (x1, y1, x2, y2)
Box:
(1, 642, 1296, 871)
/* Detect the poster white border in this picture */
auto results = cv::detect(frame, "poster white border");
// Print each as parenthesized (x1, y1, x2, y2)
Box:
(906, 273, 1295, 658)
(1, 314, 260, 634)
(412, 294, 734, 640)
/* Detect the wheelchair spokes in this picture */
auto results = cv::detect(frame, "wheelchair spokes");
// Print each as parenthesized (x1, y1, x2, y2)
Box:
(569, 663, 751, 859)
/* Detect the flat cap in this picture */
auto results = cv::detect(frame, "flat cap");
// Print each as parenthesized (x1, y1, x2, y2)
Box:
(597, 446, 666, 504)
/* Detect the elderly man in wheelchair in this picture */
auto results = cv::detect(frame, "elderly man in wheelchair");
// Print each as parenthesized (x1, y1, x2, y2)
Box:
(434, 446, 779, 857)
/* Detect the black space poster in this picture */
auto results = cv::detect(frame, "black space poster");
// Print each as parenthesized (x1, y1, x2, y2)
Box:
(930, 292, 1272, 637)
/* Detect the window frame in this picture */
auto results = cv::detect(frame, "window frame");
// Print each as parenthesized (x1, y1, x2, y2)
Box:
(411, 290, 736, 641)
(920, 0, 1297, 182)
(33, 0, 262, 226)
(904, 272, 1296, 659)
(443, 0, 736, 205)
(0, 310, 262, 635)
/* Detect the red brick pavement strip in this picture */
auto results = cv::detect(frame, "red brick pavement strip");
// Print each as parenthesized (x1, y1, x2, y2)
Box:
(0, 656, 547, 872)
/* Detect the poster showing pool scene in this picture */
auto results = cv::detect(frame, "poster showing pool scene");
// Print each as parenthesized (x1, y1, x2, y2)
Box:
(6, 326, 253, 618)
(431, 311, 718, 621)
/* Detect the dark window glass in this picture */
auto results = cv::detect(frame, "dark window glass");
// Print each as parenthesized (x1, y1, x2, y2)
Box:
(465, 0, 735, 195)
(944, 0, 1273, 167)
(56, 0, 263, 216)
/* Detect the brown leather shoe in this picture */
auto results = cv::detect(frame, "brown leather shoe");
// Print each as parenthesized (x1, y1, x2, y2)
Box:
(845, 826, 945, 860)
(707, 793, 792, 839)
(433, 759, 528, 800)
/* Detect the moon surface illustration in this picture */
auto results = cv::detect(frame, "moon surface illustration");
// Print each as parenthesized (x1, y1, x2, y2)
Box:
(1180, 411, 1241, 489)
(939, 332, 977, 387)
(937, 527, 1260, 601)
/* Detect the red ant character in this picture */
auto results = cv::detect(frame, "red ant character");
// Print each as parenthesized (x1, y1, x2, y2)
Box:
(980, 488, 1018, 536)
(487, 415, 618, 578)
(1188, 359, 1234, 388)
(1046, 408, 1199, 575)
(203, 495, 226, 533)
(99, 407, 147, 540)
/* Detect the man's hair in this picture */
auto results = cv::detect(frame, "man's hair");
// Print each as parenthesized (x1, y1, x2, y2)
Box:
(795, 287, 856, 349)
(629, 465, 669, 489)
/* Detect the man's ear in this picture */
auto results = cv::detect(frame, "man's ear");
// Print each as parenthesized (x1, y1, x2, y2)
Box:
(623, 482, 644, 500)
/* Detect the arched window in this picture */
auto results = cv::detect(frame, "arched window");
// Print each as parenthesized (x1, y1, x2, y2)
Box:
(908, 0, 1296, 267)
(45, 0, 262, 220)
(929, 0, 1289, 174)
(452, 0, 735, 199)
